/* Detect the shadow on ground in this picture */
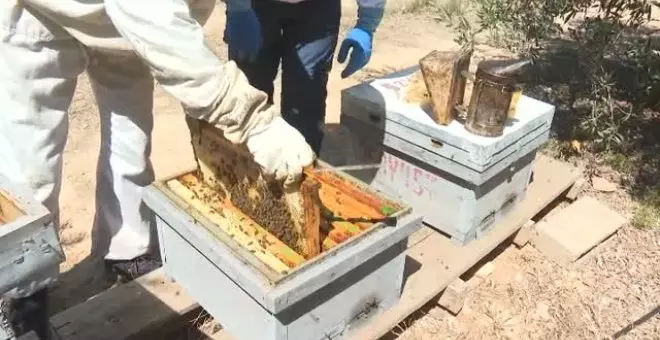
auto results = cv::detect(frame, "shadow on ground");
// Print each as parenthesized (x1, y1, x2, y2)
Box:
(522, 34, 660, 204)
(49, 256, 115, 315)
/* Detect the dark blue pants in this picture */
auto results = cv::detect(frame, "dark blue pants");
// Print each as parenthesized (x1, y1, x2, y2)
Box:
(226, 0, 341, 154)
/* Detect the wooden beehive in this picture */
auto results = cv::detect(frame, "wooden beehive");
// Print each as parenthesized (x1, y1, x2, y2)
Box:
(0, 174, 64, 298)
(144, 163, 422, 339)
(166, 118, 403, 276)
(341, 67, 555, 244)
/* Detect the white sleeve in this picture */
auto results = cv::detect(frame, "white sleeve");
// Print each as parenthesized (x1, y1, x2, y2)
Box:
(104, 0, 275, 144)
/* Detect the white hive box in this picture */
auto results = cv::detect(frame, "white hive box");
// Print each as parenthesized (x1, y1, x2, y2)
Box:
(0, 174, 64, 299)
(143, 168, 423, 340)
(340, 67, 555, 244)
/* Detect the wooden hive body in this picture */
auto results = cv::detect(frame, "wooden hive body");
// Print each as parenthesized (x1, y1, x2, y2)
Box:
(340, 67, 555, 244)
(0, 174, 64, 298)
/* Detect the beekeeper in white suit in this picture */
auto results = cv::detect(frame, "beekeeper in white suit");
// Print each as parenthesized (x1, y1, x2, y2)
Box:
(0, 0, 315, 339)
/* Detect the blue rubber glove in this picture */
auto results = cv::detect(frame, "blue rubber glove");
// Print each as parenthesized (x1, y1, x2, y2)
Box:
(226, 0, 263, 62)
(337, 7, 385, 78)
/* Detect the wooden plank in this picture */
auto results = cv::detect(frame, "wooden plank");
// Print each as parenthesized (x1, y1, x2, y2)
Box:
(349, 155, 580, 339)
(300, 179, 321, 258)
(188, 120, 393, 261)
(22, 269, 200, 340)
(166, 179, 293, 273)
(0, 189, 24, 225)
(173, 171, 388, 265)
(316, 179, 385, 220)
(322, 237, 339, 251)
(154, 181, 287, 284)
(208, 329, 235, 340)
(307, 170, 400, 215)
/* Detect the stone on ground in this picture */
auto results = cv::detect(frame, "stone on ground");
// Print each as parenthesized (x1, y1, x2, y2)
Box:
(532, 196, 627, 264)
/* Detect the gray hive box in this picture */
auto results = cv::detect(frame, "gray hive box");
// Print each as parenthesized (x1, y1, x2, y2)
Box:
(143, 168, 423, 340)
(0, 174, 64, 300)
(340, 67, 555, 244)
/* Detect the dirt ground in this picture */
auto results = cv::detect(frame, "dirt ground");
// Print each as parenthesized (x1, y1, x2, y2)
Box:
(48, 3, 660, 339)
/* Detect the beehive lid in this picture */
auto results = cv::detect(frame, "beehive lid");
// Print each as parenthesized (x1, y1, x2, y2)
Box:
(342, 67, 555, 173)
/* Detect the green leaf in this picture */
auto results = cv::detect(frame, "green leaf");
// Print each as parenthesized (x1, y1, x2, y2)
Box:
(381, 206, 397, 216)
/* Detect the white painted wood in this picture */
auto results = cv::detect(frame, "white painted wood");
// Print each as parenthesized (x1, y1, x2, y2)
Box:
(339, 134, 538, 243)
(339, 68, 555, 244)
(158, 221, 281, 340)
(0, 174, 63, 298)
(340, 66, 556, 173)
(378, 121, 550, 185)
(143, 171, 423, 339)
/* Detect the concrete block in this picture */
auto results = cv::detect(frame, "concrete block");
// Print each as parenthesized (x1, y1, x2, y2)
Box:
(565, 177, 587, 201)
(437, 279, 468, 315)
(592, 177, 617, 193)
(513, 220, 536, 248)
(475, 262, 495, 279)
(532, 196, 627, 263)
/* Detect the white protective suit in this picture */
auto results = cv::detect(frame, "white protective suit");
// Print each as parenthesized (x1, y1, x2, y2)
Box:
(0, 0, 313, 298)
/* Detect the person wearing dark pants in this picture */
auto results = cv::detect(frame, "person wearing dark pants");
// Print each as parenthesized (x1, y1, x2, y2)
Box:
(225, 0, 386, 154)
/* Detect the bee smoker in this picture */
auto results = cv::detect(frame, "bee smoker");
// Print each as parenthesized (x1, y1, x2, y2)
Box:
(465, 59, 532, 137)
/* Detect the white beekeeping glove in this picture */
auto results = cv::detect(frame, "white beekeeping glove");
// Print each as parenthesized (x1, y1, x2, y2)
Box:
(184, 62, 315, 185)
(246, 116, 316, 186)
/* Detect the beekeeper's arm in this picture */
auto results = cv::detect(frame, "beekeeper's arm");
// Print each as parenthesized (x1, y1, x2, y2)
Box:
(103, 0, 314, 185)
(337, 0, 386, 78)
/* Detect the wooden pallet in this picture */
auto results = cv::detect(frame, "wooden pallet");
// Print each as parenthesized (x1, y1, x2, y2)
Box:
(20, 155, 580, 340)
